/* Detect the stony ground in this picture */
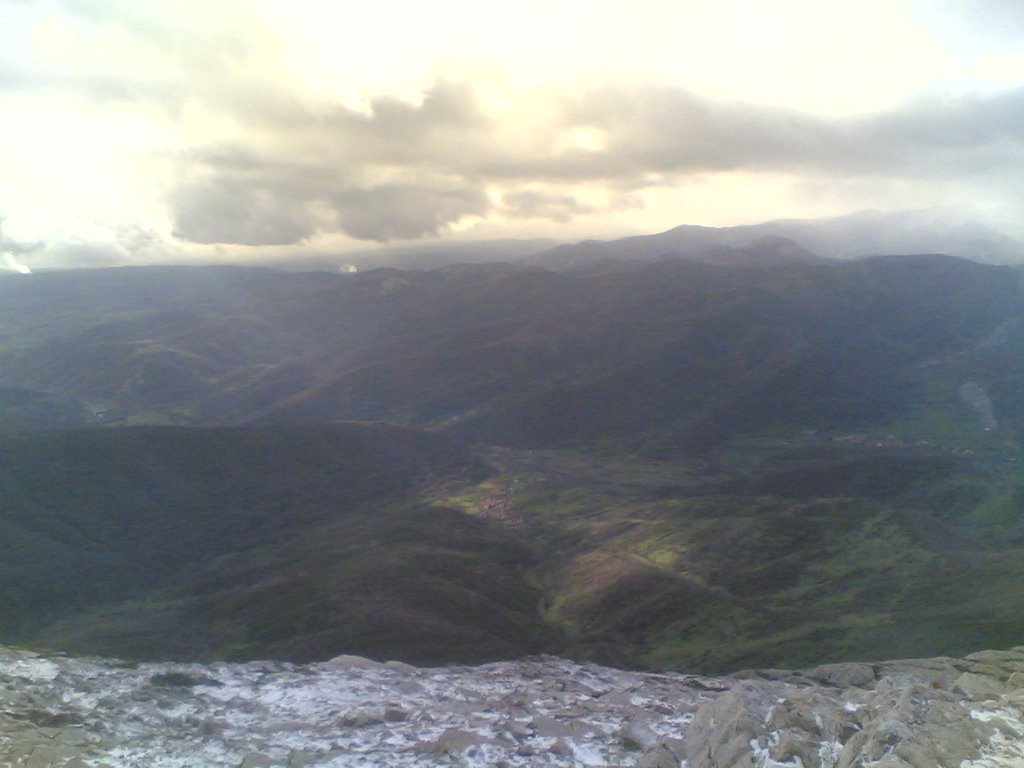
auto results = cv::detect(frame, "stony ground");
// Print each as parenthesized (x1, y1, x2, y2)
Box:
(2, 644, 1024, 767)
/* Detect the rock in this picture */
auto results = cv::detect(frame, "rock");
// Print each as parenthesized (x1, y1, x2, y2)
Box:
(773, 730, 823, 767)
(287, 749, 320, 767)
(1, 643, 1022, 768)
(636, 740, 685, 768)
(953, 672, 1006, 700)
(149, 671, 221, 687)
(550, 739, 574, 757)
(805, 661, 877, 689)
(338, 709, 385, 727)
(418, 728, 492, 755)
(895, 741, 943, 768)
(621, 718, 659, 751)
(320, 654, 383, 671)
(549, 738, 608, 766)
(966, 649, 1024, 667)
(24, 746, 73, 768)
(22, 709, 82, 727)
(685, 683, 768, 767)
(503, 717, 532, 739)
(530, 714, 573, 738)
(396, 679, 424, 695)
(870, 757, 914, 768)
(566, 739, 609, 766)
(238, 753, 276, 768)
(196, 717, 221, 736)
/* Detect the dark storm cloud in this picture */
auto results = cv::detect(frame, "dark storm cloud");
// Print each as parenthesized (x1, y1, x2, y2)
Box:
(331, 185, 490, 242)
(545, 85, 1024, 179)
(170, 176, 321, 246)
(165, 79, 1024, 245)
(170, 142, 491, 244)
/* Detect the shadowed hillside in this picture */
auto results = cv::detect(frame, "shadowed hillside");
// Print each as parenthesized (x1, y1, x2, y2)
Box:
(2, 256, 1021, 455)
(0, 423, 555, 663)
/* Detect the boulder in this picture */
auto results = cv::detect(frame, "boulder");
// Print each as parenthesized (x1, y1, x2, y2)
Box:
(953, 672, 1006, 701)
(621, 718, 660, 751)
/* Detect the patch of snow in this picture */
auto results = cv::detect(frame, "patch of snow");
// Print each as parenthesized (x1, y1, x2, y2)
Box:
(818, 739, 842, 765)
(964, 705, 1024, 767)
(750, 731, 807, 768)
(4, 655, 61, 681)
(3, 645, 1024, 767)
(570, 740, 608, 766)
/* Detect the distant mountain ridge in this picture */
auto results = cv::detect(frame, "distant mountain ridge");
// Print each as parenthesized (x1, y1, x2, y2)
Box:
(265, 237, 561, 272)
(529, 208, 1024, 269)
(3, 253, 1020, 452)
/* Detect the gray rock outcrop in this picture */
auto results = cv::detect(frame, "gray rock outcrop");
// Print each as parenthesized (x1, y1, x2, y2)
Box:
(1, 645, 1023, 766)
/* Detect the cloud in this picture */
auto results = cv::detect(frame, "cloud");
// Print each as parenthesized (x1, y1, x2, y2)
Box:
(38, 240, 126, 269)
(501, 190, 594, 222)
(115, 224, 179, 262)
(1, 216, 190, 271)
(161, 79, 1024, 245)
(332, 184, 489, 242)
(8, 0, 1024, 254)
(168, 131, 494, 244)
(27, 233, 197, 271)
(0, 61, 179, 105)
(0, 219, 44, 257)
(171, 176, 492, 245)
(171, 177, 321, 246)
(551, 85, 1024, 180)
(913, 0, 1024, 43)
(2, 254, 32, 274)
(0, 219, 42, 273)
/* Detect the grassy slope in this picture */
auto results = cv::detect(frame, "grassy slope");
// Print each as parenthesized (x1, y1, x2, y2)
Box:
(431, 431, 1024, 673)
(4, 257, 1024, 670)
(0, 423, 553, 663)
(6, 422, 1024, 672)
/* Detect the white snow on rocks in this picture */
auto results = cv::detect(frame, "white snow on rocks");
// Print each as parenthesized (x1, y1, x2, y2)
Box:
(1, 645, 1024, 767)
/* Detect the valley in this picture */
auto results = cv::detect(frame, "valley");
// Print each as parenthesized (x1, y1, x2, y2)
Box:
(434, 430, 1024, 672)
(2, 245, 1024, 676)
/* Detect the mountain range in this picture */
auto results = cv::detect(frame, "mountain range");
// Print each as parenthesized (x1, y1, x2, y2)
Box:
(2, 211, 1024, 672)
(266, 207, 1024, 273)
(527, 207, 1024, 270)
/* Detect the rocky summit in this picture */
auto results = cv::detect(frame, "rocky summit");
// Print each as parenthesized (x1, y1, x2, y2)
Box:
(2, 646, 1024, 767)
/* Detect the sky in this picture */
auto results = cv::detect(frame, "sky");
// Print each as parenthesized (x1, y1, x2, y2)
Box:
(2, 0, 1024, 270)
